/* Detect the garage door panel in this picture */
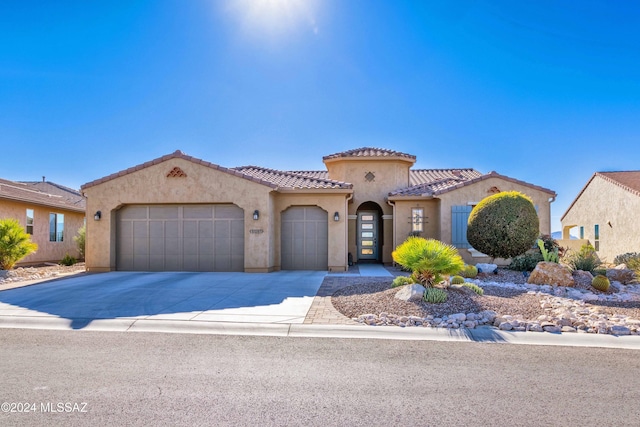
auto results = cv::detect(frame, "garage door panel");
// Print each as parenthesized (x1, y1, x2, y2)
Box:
(117, 204, 244, 272)
(281, 206, 327, 271)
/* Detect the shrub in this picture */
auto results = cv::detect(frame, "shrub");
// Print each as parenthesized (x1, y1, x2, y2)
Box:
(567, 244, 601, 274)
(423, 288, 448, 304)
(0, 218, 38, 270)
(391, 276, 414, 288)
(60, 254, 77, 266)
(74, 225, 86, 260)
(463, 282, 484, 295)
(450, 275, 465, 285)
(466, 191, 539, 260)
(591, 275, 610, 292)
(613, 252, 640, 273)
(508, 252, 544, 272)
(392, 237, 465, 287)
(460, 264, 478, 278)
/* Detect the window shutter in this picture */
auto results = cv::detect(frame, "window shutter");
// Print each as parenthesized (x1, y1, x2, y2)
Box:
(451, 205, 473, 248)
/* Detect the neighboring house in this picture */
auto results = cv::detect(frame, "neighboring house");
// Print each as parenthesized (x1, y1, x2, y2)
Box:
(561, 171, 640, 263)
(81, 147, 555, 272)
(0, 177, 86, 265)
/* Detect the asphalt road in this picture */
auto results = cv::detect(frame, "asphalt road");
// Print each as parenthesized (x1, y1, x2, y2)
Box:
(1, 329, 639, 427)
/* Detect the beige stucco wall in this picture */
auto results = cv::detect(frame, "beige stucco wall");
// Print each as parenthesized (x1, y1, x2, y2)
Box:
(436, 178, 555, 265)
(391, 199, 440, 249)
(83, 158, 277, 272)
(0, 199, 85, 265)
(561, 175, 640, 263)
(326, 157, 413, 263)
(273, 192, 350, 272)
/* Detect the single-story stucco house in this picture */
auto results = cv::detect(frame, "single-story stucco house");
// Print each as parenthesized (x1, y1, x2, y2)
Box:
(81, 147, 556, 272)
(0, 177, 86, 265)
(561, 171, 640, 262)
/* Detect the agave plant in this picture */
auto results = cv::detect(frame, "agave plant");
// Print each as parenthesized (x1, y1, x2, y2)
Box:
(392, 237, 464, 287)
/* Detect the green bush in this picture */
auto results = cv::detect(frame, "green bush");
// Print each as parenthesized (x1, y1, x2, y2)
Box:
(60, 254, 77, 266)
(391, 276, 414, 288)
(466, 191, 539, 260)
(392, 237, 464, 287)
(450, 275, 465, 285)
(0, 218, 38, 270)
(613, 252, 640, 273)
(423, 288, 448, 304)
(508, 251, 544, 272)
(74, 225, 86, 260)
(567, 244, 601, 274)
(460, 264, 478, 278)
(463, 282, 484, 295)
(591, 275, 610, 292)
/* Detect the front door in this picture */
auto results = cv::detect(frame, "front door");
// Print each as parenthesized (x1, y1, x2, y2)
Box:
(357, 211, 378, 261)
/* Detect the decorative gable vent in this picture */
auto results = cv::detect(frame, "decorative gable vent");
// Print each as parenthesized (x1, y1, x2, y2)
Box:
(167, 167, 187, 178)
(487, 186, 501, 194)
(364, 171, 375, 182)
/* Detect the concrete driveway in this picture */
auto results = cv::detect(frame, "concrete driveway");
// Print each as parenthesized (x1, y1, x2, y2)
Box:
(0, 271, 326, 330)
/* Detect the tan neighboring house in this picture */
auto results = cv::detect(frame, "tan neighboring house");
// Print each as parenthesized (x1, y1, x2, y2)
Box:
(0, 178, 86, 265)
(561, 171, 640, 262)
(81, 147, 556, 273)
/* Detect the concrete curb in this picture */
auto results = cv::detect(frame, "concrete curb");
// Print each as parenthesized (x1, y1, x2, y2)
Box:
(1, 316, 639, 350)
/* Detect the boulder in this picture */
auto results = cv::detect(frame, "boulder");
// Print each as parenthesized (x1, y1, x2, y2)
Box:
(476, 263, 497, 274)
(527, 262, 575, 287)
(606, 268, 636, 285)
(394, 284, 426, 302)
(572, 270, 594, 288)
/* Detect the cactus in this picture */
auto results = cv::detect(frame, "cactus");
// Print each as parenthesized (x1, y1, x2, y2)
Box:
(591, 275, 610, 292)
(460, 265, 478, 279)
(537, 239, 559, 263)
(450, 275, 465, 285)
(423, 288, 448, 304)
(463, 282, 484, 295)
(391, 276, 414, 288)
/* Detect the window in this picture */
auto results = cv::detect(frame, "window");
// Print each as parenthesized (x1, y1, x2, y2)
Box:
(411, 208, 423, 233)
(26, 209, 34, 235)
(579, 226, 584, 239)
(594, 224, 600, 251)
(49, 213, 64, 242)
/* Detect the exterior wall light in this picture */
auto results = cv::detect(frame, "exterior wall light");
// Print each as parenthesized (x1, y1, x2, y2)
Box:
(253, 210, 259, 220)
(334, 212, 340, 221)
(94, 211, 102, 221)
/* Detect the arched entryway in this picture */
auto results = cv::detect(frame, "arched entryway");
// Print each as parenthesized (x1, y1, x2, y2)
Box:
(356, 201, 383, 263)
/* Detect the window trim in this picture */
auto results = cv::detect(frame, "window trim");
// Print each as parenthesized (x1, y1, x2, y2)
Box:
(411, 208, 424, 233)
(49, 212, 65, 242)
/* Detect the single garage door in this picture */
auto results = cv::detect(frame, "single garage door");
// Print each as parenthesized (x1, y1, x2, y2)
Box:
(117, 204, 244, 272)
(281, 206, 328, 270)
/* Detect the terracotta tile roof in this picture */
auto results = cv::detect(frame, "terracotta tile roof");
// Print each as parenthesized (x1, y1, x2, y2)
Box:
(323, 147, 416, 162)
(288, 170, 330, 180)
(390, 171, 556, 198)
(81, 150, 280, 191)
(409, 169, 482, 186)
(233, 166, 352, 190)
(561, 171, 640, 221)
(0, 178, 85, 212)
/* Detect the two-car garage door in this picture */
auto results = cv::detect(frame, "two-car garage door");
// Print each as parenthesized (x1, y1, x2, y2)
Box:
(116, 204, 244, 272)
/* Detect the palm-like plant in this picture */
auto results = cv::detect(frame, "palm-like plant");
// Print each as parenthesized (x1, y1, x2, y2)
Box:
(392, 237, 464, 287)
(0, 218, 38, 270)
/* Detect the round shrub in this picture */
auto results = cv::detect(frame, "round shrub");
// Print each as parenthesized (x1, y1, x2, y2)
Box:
(460, 264, 478, 278)
(591, 275, 610, 292)
(450, 275, 465, 285)
(391, 276, 414, 288)
(467, 191, 539, 260)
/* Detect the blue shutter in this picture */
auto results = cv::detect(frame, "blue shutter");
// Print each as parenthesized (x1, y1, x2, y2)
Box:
(451, 205, 473, 248)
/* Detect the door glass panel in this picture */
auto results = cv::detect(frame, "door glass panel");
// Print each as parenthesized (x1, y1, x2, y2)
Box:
(361, 215, 374, 221)
(362, 240, 373, 246)
(362, 223, 373, 230)
(361, 232, 373, 238)
(361, 249, 373, 255)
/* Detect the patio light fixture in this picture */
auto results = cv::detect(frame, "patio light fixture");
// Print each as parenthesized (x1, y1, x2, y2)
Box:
(253, 210, 259, 220)
(334, 212, 340, 221)
(94, 211, 102, 221)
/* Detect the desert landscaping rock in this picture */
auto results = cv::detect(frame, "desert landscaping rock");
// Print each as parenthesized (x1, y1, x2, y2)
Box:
(528, 262, 575, 287)
(394, 284, 426, 302)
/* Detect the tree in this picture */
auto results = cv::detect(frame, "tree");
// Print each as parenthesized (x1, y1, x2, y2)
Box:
(392, 237, 464, 287)
(466, 191, 539, 260)
(0, 218, 38, 270)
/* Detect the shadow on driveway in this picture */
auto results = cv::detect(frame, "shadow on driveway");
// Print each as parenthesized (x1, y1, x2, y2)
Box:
(0, 271, 326, 329)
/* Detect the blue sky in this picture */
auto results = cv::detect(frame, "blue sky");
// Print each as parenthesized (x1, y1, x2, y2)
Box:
(2, 1, 639, 232)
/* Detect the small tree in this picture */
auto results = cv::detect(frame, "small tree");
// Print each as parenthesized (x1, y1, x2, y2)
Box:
(467, 191, 539, 260)
(74, 225, 86, 260)
(392, 237, 465, 287)
(0, 218, 38, 270)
